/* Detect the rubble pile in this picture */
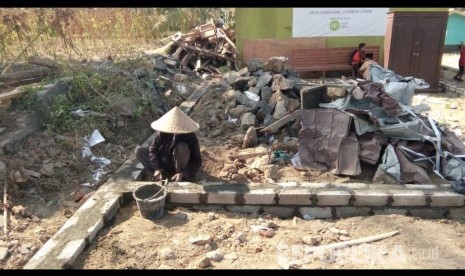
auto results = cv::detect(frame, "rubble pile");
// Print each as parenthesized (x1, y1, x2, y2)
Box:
(216, 56, 465, 188)
(157, 22, 237, 78)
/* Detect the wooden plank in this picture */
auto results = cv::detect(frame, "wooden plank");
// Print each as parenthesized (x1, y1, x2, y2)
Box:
(173, 41, 235, 62)
(261, 109, 302, 135)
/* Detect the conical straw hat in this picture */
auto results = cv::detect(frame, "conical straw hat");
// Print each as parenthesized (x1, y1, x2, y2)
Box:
(150, 106, 199, 134)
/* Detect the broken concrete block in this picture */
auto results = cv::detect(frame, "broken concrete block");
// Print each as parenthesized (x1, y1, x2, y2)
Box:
(248, 58, 263, 72)
(229, 105, 252, 119)
(269, 90, 290, 106)
(273, 100, 288, 120)
(260, 86, 273, 103)
(271, 74, 294, 91)
(231, 76, 252, 91)
(242, 126, 258, 148)
(256, 103, 276, 121)
(240, 112, 257, 131)
(256, 72, 273, 89)
(238, 67, 249, 77)
(261, 164, 279, 181)
(287, 98, 301, 113)
(263, 56, 288, 74)
(152, 57, 167, 71)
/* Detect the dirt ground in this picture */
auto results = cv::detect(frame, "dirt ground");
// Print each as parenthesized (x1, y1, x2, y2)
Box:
(74, 205, 465, 269)
(2, 66, 465, 269)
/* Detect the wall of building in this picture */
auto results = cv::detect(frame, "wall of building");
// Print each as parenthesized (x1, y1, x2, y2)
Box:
(235, 7, 449, 64)
(445, 13, 465, 46)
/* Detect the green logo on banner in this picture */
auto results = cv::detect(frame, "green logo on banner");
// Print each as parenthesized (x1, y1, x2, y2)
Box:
(330, 20, 340, 31)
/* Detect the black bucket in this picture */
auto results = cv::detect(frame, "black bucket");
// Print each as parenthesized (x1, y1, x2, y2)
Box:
(133, 184, 167, 220)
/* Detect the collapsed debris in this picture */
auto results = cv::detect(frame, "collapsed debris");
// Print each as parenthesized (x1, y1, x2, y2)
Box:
(156, 22, 237, 78)
(216, 54, 465, 190)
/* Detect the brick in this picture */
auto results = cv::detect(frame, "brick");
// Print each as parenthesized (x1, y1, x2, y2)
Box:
(168, 190, 201, 204)
(353, 191, 389, 206)
(207, 191, 239, 204)
(278, 189, 311, 205)
(430, 192, 465, 207)
(87, 218, 104, 243)
(410, 209, 446, 219)
(391, 190, 426, 206)
(335, 207, 371, 218)
(316, 191, 351, 206)
(448, 208, 465, 219)
(225, 205, 260, 214)
(243, 189, 276, 205)
(372, 208, 408, 215)
(57, 239, 86, 266)
(301, 183, 329, 189)
(263, 207, 295, 218)
(299, 207, 332, 219)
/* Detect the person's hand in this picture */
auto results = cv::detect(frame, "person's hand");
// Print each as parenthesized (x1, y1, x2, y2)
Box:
(171, 172, 184, 182)
(153, 170, 163, 181)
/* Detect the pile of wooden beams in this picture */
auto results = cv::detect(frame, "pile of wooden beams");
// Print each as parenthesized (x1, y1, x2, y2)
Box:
(163, 22, 237, 76)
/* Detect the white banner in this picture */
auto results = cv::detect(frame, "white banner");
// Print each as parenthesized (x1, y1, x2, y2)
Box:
(292, 8, 389, 37)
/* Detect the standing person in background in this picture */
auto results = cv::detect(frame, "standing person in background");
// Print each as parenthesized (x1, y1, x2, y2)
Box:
(352, 43, 366, 78)
(454, 41, 465, 82)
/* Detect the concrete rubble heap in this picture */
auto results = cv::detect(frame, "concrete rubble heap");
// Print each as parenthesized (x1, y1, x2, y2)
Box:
(217, 56, 465, 190)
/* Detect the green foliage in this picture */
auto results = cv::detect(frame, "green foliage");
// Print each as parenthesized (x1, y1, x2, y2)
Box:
(46, 94, 74, 133)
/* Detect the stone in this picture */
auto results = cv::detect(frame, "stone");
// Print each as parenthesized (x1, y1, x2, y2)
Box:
(208, 128, 223, 139)
(0, 127, 5, 134)
(273, 100, 288, 120)
(0, 247, 8, 260)
(0, 160, 5, 173)
(39, 163, 54, 176)
(133, 67, 148, 79)
(174, 211, 189, 220)
(189, 235, 212, 246)
(158, 264, 174, 269)
(204, 244, 212, 251)
(327, 85, 347, 98)
(263, 56, 288, 74)
(263, 114, 277, 127)
(260, 164, 279, 181)
(256, 72, 273, 89)
(229, 105, 252, 119)
(248, 58, 263, 72)
(269, 90, 289, 106)
(302, 236, 319, 245)
(208, 212, 217, 221)
(226, 72, 240, 85)
(247, 77, 257, 87)
(272, 74, 294, 91)
(206, 250, 223, 261)
(259, 228, 275, 238)
(256, 103, 275, 121)
(240, 112, 257, 131)
(287, 98, 301, 112)
(19, 245, 30, 255)
(230, 134, 245, 144)
(242, 126, 258, 148)
(197, 256, 212, 268)
(164, 58, 177, 67)
(231, 76, 252, 91)
(159, 247, 176, 260)
(237, 232, 247, 243)
(152, 57, 167, 71)
(251, 100, 267, 114)
(238, 67, 249, 77)
(224, 252, 239, 260)
(260, 86, 273, 103)
(248, 86, 261, 95)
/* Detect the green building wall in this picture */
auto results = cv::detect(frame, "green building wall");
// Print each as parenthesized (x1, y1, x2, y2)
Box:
(235, 7, 449, 64)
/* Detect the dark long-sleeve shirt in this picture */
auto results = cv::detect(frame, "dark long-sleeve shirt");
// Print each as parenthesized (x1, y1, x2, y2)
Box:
(148, 131, 202, 180)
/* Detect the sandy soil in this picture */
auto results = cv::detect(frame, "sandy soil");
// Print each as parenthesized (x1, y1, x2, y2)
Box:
(74, 205, 465, 269)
